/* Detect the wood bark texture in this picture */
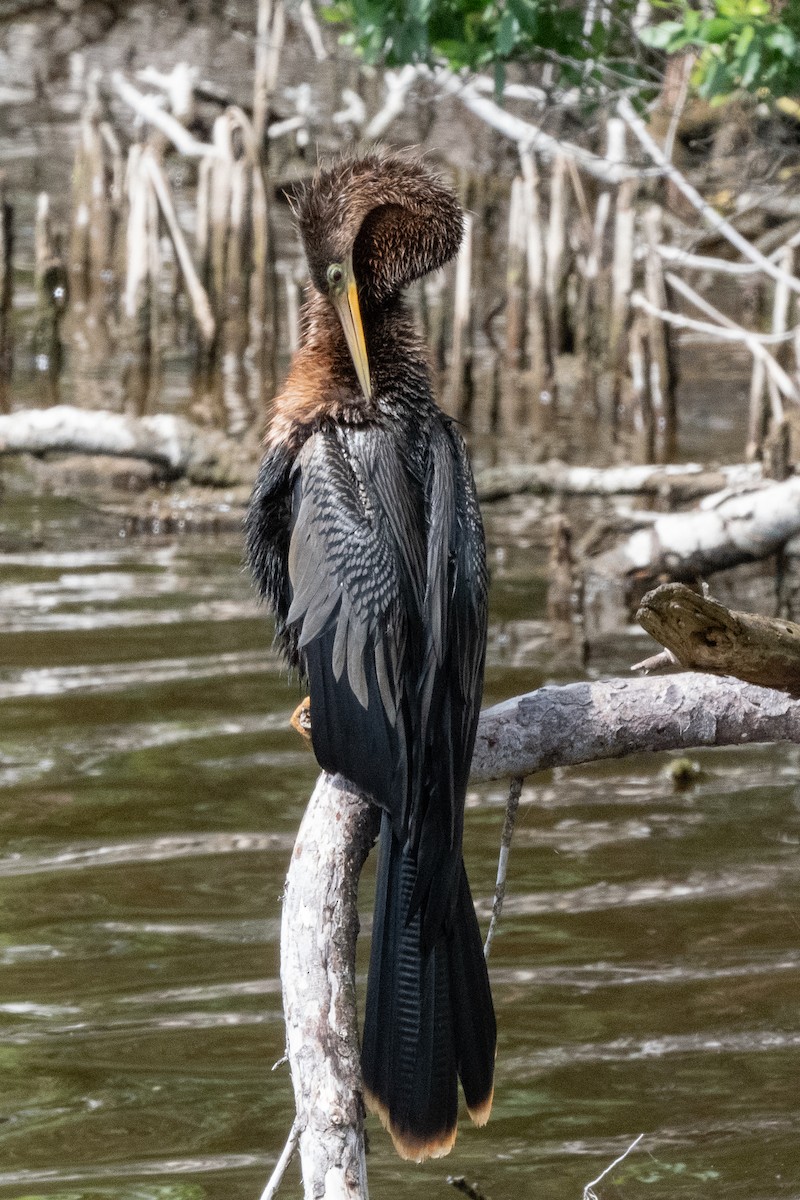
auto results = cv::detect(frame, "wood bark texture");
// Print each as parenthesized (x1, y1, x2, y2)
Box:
(471, 673, 800, 780)
(637, 583, 800, 693)
(0, 405, 243, 485)
(475, 460, 760, 502)
(283, 674, 800, 1196)
(587, 475, 800, 595)
(281, 773, 375, 1200)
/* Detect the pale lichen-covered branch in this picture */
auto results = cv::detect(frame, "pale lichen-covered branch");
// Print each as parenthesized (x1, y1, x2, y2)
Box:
(280, 673, 800, 1199)
(586, 475, 800, 597)
(0, 405, 244, 486)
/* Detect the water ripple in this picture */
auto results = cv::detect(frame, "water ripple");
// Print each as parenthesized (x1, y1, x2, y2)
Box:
(0, 598, 260, 633)
(504, 1028, 800, 1076)
(0, 832, 293, 877)
(0, 1008, 279, 1046)
(0, 650, 277, 699)
(492, 952, 800, 991)
(0, 1152, 270, 1187)
(475, 863, 799, 918)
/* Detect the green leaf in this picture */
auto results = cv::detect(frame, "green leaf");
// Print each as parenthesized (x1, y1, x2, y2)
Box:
(682, 7, 701, 35)
(767, 25, 797, 56)
(716, 0, 746, 19)
(495, 9, 518, 56)
(698, 17, 736, 43)
(735, 23, 756, 56)
(698, 53, 735, 97)
(739, 41, 762, 86)
(639, 19, 685, 49)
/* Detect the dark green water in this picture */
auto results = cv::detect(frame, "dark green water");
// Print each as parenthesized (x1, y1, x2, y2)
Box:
(1, 487, 800, 1200)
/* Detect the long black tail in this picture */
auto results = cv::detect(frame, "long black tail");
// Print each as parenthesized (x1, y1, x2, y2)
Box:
(361, 812, 496, 1162)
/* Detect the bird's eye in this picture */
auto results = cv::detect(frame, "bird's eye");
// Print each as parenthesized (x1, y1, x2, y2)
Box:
(327, 263, 344, 289)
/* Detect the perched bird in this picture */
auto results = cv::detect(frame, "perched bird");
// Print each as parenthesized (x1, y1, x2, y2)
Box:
(246, 151, 495, 1162)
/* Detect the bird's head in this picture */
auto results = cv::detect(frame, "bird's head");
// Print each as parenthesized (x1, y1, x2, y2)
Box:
(294, 152, 463, 401)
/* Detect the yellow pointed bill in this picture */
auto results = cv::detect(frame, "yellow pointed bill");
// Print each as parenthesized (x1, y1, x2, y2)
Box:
(331, 254, 372, 401)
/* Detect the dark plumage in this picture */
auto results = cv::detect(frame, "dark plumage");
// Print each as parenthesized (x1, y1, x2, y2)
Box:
(246, 151, 495, 1162)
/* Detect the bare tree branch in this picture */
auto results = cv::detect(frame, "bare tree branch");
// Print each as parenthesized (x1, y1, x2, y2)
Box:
(618, 96, 800, 297)
(111, 72, 217, 157)
(432, 70, 650, 184)
(484, 777, 523, 961)
(585, 474, 800, 594)
(630, 292, 799, 403)
(476, 459, 760, 502)
(281, 773, 374, 1200)
(0, 405, 243, 486)
(258, 1119, 300, 1200)
(471, 674, 800, 782)
(282, 674, 800, 1196)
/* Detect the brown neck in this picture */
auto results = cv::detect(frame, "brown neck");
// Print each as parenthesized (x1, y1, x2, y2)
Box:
(266, 289, 434, 452)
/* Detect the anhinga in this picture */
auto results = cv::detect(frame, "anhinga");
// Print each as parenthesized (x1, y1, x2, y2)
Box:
(246, 151, 496, 1163)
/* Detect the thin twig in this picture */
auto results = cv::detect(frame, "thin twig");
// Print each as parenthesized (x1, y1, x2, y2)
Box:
(618, 96, 800, 297)
(583, 1133, 644, 1200)
(631, 648, 681, 674)
(297, 0, 327, 61)
(433, 70, 651, 184)
(665, 269, 795, 344)
(665, 270, 795, 421)
(259, 1119, 301, 1200)
(111, 72, 217, 157)
(143, 152, 216, 345)
(484, 777, 523, 960)
(630, 293, 799, 403)
(653, 226, 800, 275)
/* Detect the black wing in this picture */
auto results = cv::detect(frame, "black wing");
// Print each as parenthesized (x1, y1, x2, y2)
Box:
(411, 417, 488, 942)
(252, 416, 487, 942)
(285, 422, 427, 826)
(245, 441, 297, 664)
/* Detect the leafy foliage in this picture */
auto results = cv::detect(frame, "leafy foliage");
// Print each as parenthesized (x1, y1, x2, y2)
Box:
(639, 0, 800, 101)
(323, 0, 800, 104)
(322, 0, 652, 96)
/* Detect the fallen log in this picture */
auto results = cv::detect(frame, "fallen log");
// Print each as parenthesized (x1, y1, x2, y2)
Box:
(586, 474, 800, 601)
(279, 671, 800, 1198)
(475, 460, 760, 502)
(0, 405, 247, 486)
(636, 582, 800, 694)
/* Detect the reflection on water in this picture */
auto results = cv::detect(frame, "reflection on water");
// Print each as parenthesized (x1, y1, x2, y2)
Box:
(1, 491, 800, 1200)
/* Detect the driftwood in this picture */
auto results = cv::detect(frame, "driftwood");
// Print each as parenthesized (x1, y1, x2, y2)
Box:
(280, 773, 373, 1199)
(637, 583, 800, 693)
(279, 672, 800, 1198)
(587, 474, 800, 597)
(0, 405, 245, 486)
(475, 459, 760, 502)
(5, 417, 758, 503)
(0, 411, 780, 518)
